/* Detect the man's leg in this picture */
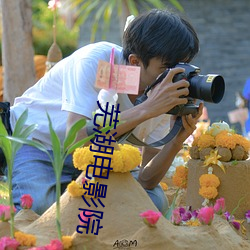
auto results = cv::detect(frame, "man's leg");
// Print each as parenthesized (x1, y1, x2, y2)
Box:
(7, 144, 81, 215)
(131, 168, 169, 215)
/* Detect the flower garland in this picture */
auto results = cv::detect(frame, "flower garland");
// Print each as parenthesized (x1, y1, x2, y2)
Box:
(172, 165, 188, 189)
(14, 231, 36, 247)
(67, 176, 96, 198)
(68, 140, 142, 198)
(192, 130, 250, 150)
(199, 167, 220, 206)
(73, 144, 142, 174)
(190, 121, 250, 161)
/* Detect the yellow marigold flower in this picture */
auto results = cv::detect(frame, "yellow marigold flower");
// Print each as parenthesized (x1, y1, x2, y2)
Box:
(62, 235, 73, 249)
(73, 144, 142, 174)
(110, 149, 123, 171)
(160, 182, 168, 191)
(14, 231, 36, 247)
(185, 219, 201, 226)
(197, 134, 215, 149)
(67, 181, 85, 197)
(85, 152, 105, 176)
(172, 166, 188, 188)
(117, 144, 142, 172)
(73, 146, 93, 170)
(215, 131, 237, 149)
(199, 174, 220, 188)
(67, 179, 97, 198)
(199, 186, 218, 199)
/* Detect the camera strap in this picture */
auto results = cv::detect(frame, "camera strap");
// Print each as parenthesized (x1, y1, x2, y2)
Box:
(86, 117, 183, 148)
(116, 116, 183, 147)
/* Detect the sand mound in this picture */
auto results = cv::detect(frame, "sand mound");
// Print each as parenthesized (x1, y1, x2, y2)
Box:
(186, 159, 250, 219)
(4, 171, 248, 249)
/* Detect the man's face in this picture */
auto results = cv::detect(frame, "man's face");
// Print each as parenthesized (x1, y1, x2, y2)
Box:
(139, 57, 167, 92)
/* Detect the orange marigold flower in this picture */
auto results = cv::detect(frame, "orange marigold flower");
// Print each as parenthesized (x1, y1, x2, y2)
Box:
(175, 165, 188, 178)
(199, 186, 218, 199)
(160, 182, 168, 191)
(197, 134, 215, 149)
(14, 231, 36, 247)
(215, 131, 237, 149)
(233, 134, 250, 151)
(172, 166, 188, 188)
(62, 235, 73, 249)
(199, 174, 220, 188)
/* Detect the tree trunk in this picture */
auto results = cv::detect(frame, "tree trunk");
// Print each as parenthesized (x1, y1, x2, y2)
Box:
(1, 0, 35, 104)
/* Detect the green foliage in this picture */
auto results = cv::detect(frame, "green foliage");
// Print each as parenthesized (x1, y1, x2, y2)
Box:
(0, 181, 9, 205)
(0, 109, 38, 238)
(165, 187, 180, 220)
(32, 1, 79, 57)
(69, 0, 184, 42)
(7, 111, 114, 240)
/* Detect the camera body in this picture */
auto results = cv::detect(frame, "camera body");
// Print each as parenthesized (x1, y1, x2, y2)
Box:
(135, 63, 225, 116)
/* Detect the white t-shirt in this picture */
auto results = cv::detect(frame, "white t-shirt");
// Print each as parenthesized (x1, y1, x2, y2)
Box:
(10, 41, 170, 149)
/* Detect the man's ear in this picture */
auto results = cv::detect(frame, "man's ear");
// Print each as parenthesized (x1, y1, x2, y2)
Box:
(128, 54, 140, 66)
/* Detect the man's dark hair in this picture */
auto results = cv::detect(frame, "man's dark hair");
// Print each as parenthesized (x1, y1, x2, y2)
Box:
(122, 9, 199, 68)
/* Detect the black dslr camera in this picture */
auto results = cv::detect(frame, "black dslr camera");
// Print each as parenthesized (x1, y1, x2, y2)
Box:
(134, 63, 225, 116)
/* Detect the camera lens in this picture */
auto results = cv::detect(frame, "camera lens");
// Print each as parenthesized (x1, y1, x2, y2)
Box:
(189, 74, 225, 103)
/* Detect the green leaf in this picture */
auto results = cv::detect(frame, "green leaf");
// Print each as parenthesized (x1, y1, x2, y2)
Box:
(75, 0, 99, 27)
(12, 109, 28, 137)
(70, 0, 184, 43)
(19, 124, 38, 139)
(11, 124, 38, 154)
(63, 118, 86, 151)
(0, 121, 12, 164)
(165, 188, 180, 219)
(6, 136, 52, 161)
(66, 124, 115, 154)
(144, 0, 165, 9)
(67, 132, 96, 155)
(230, 196, 245, 219)
(126, 0, 139, 16)
(47, 114, 63, 174)
(169, 0, 184, 12)
(102, 3, 114, 37)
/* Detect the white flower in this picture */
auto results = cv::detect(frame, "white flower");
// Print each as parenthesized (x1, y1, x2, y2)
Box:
(124, 15, 135, 31)
(48, 0, 62, 11)
(94, 89, 119, 126)
(206, 121, 232, 136)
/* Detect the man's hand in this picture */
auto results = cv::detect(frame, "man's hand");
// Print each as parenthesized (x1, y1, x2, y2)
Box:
(141, 67, 190, 119)
(171, 102, 204, 145)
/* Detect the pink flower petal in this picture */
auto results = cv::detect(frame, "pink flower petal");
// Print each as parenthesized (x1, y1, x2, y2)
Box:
(0, 236, 20, 249)
(213, 197, 225, 215)
(20, 194, 33, 209)
(197, 207, 214, 225)
(140, 210, 162, 226)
